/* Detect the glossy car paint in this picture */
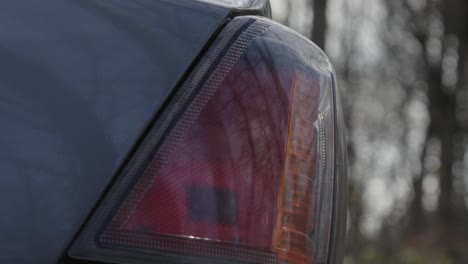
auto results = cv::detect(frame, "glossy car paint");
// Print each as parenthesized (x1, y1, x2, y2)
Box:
(0, 1, 269, 263)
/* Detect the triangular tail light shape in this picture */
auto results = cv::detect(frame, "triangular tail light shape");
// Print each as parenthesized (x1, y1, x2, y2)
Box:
(69, 16, 347, 264)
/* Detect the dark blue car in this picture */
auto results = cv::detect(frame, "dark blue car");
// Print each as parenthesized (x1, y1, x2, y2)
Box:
(0, 1, 347, 263)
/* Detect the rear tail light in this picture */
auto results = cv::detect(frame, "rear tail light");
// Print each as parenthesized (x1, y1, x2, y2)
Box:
(69, 16, 346, 264)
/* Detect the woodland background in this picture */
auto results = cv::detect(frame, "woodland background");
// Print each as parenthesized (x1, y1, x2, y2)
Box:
(270, 0, 468, 263)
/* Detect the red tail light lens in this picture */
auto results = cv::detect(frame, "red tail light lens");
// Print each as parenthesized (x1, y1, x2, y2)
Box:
(70, 16, 345, 264)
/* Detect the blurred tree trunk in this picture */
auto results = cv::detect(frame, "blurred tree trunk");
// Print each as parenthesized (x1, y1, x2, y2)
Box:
(284, 0, 292, 28)
(311, 0, 328, 49)
(436, 0, 468, 235)
(443, 1, 468, 252)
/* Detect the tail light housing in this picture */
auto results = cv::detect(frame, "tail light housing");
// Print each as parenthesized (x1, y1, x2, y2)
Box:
(69, 16, 347, 264)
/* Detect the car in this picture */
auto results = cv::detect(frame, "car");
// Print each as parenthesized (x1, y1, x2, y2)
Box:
(0, 0, 347, 263)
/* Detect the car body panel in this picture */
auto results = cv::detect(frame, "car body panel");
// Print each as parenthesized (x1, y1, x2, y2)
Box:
(0, 0, 269, 263)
